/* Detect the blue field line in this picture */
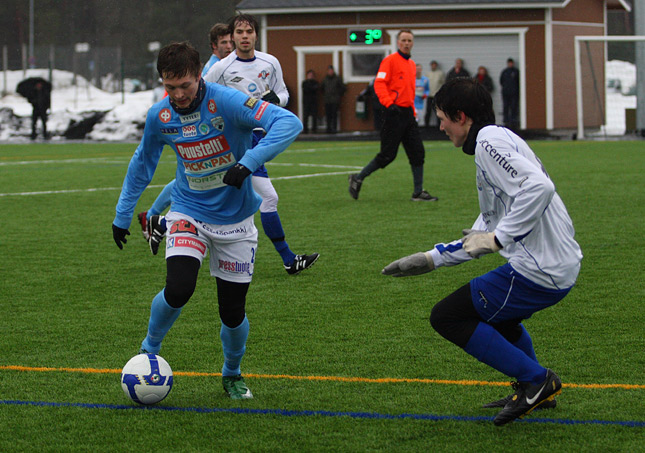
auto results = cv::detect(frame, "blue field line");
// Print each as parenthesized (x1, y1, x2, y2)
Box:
(1, 400, 643, 427)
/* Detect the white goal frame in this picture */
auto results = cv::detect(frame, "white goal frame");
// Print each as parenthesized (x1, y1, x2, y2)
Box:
(575, 35, 645, 139)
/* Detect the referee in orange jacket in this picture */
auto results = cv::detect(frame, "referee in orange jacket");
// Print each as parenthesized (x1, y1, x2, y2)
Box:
(349, 29, 438, 202)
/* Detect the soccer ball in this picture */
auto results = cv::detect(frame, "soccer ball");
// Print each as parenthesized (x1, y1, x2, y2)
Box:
(121, 353, 173, 405)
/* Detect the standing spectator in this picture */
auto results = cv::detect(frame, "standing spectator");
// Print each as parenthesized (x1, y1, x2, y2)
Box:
(474, 65, 494, 94)
(348, 29, 438, 202)
(301, 69, 320, 133)
(414, 63, 430, 125)
(383, 77, 582, 426)
(201, 23, 233, 77)
(112, 41, 303, 400)
(500, 58, 520, 129)
(446, 58, 470, 81)
(17, 77, 51, 140)
(321, 65, 346, 133)
(206, 13, 319, 275)
(424, 60, 445, 128)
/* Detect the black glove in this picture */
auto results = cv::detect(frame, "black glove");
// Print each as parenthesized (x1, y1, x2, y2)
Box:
(112, 224, 130, 249)
(223, 164, 252, 189)
(261, 90, 280, 105)
(387, 104, 402, 115)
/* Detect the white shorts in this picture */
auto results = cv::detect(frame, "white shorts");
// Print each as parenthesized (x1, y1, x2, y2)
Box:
(164, 211, 258, 283)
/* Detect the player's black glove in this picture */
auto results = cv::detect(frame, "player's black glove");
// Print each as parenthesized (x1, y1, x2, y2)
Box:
(261, 90, 280, 105)
(223, 164, 252, 189)
(112, 224, 130, 249)
(387, 104, 402, 115)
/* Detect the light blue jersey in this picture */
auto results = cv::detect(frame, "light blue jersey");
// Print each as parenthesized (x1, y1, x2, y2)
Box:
(114, 81, 302, 228)
(201, 54, 220, 78)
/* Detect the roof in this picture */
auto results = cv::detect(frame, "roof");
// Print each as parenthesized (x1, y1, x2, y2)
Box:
(237, 0, 631, 13)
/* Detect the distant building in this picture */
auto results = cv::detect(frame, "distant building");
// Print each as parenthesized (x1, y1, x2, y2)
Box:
(238, 0, 631, 132)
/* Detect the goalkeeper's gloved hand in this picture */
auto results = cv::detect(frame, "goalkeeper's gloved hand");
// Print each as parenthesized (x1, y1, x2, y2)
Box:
(147, 215, 167, 256)
(462, 229, 502, 258)
(223, 163, 252, 189)
(112, 224, 130, 249)
(381, 251, 435, 277)
(261, 90, 280, 105)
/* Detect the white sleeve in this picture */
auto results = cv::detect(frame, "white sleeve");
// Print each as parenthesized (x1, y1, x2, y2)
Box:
(268, 59, 289, 107)
(204, 60, 223, 85)
(427, 214, 484, 268)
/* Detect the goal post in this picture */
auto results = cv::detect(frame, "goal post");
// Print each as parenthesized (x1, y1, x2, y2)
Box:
(575, 35, 645, 139)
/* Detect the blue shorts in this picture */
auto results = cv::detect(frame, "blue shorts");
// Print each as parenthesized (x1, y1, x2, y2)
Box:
(251, 130, 269, 178)
(470, 263, 571, 323)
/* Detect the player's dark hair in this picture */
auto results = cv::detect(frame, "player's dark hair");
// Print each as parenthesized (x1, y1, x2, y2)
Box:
(433, 77, 495, 124)
(228, 13, 260, 36)
(157, 41, 201, 79)
(209, 23, 229, 46)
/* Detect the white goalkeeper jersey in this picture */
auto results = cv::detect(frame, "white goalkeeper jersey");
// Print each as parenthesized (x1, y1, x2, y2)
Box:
(429, 125, 582, 290)
(204, 50, 289, 107)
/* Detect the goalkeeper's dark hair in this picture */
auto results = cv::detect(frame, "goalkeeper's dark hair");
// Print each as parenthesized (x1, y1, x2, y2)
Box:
(227, 12, 260, 36)
(157, 41, 201, 80)
(433, 78, 495, 125)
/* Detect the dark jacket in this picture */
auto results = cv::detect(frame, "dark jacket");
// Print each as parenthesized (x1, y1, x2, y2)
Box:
(500, 67, 520, 96)
(321, 74, 346, 104)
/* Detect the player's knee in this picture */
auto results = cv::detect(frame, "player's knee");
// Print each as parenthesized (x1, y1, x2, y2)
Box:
(164, 256, 200, 308)
(260, 193, 278, 213)
(217, 278, 249, 328)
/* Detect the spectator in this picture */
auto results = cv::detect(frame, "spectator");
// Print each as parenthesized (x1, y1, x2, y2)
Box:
(424, 60, 445, 128)
(17, 77, 52, 140)
(446, 58, 470, 81)
(474, 65, 494, 94)
(321, 65, 346, 133)
(500, 58, 520, 129)
(414, 63, 430, 125)
(301, 69, 320, 133)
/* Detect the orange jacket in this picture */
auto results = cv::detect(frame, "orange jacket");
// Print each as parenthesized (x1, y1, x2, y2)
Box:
(374, 51, 416, 109)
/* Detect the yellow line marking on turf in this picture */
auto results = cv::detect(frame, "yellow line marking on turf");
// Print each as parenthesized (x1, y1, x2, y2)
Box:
(2, 365, 643, 390)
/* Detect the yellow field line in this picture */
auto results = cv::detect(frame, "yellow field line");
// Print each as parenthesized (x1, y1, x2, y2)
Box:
(2, 365, 643, 390)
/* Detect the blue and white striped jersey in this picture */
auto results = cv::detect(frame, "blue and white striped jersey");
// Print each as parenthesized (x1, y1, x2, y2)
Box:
(114, 81, 302, 228)
(429, 125, 582, 290)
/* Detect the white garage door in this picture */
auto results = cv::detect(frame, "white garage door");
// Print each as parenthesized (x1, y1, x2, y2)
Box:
(411, 32, 520, 121)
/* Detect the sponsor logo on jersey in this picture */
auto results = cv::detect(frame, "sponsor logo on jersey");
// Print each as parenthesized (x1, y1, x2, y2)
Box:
(254, 101, 269, 120)
(179, 112, 201, 124)
(218, 259, 252, 275)
(248, 83, 258, 93)
(208, 99, 217, 114)
(185, 170, 227, 191)
(176, 136, 230, 161)
(244, 97, 259, 109)
(479, 139, 518, 178)
(199, 123, 210, 135)
(159, 108, 172, 123)
(211, 116, 224, 132)
(168, 237, 207, 254)
(230, 76, 244, 83)
(182, 125, 197, 137)
(182, 153, 235, 175)
(160, 127, 178, 135)
(258, 70, 270, 79)
(376, 71, 387, 79)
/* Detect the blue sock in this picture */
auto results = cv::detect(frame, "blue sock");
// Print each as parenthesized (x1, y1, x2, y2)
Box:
(260, 211, 296, 265)
(513, 324, 538, 361)
(140, 290, 182, 354)
(220, 316, 249, 377)
(464, 322, 546, 384)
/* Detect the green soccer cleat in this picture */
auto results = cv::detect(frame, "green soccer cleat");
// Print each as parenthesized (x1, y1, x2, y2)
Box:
(223, 375, 253, 400)
(493, 369, 562, 426)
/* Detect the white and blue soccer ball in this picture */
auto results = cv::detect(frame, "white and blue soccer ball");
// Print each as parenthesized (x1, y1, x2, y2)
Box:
(121, 353, 173, 405)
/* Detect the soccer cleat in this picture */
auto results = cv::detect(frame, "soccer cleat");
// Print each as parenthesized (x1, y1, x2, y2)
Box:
(493, 369, 562, 426)
(483, 381, 557, 409)
(411, 190, 439, 202)
(137, 211, 150, 240)
(348, 174, 363, 200)
(222, 375, 253, 399)
(147, 215, 167, 256)
(284, 253, 320, 275)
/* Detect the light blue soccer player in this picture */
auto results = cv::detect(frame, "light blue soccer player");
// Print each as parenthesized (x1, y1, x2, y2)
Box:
(382, 77, 582, 426)
(112, 41, 302, 399)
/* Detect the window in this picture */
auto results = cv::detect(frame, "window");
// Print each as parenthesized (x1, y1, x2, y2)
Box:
(343, 48, 388, 83)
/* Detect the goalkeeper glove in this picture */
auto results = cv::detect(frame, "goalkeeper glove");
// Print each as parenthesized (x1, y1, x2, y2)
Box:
(223, 163, 252, 189)
(147, 215, 167, 256)
(382, 252, 435, 277)
(261, 90, 280, 105)
(462, 229, 502, 258)
(112, 224, 130, 249)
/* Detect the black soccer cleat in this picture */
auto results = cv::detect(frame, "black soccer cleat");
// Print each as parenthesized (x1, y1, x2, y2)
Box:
(493, 369, 562, 426)
(348, 174, 362, 200)
(147, 215, 167, 256)
(411, 190, 438, 202)
(483, 381, 557, 409)
(284, 253, 319, 275)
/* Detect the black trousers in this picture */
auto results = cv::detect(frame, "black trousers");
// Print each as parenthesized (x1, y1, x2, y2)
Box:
(325, 102, 339, 132)
(31, 108, 48, 138)
(303, 102, 318, 132)
(375, 106, 425, 169)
